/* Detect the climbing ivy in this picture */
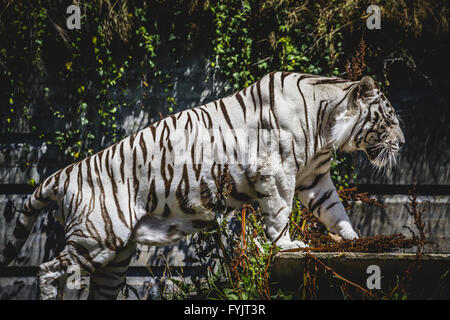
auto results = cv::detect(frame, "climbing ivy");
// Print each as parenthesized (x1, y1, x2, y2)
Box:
(210, 0, 254, 91)
(208, 0, 347, 94)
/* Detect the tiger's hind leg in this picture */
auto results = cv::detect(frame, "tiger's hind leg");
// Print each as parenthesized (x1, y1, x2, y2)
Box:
(88, 241, 137, 300)
(37, 243, 118, 300)
(37, 247, 80, 300)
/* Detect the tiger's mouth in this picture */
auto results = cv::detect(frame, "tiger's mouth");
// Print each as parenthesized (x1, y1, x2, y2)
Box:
(365, 142, 398, 169)
(365, 145, 382, 161)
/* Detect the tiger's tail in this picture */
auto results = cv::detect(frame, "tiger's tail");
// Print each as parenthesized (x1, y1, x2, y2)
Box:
(0, 172, 59, 266)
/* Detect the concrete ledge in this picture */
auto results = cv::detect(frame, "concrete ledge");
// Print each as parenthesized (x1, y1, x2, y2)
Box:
(270, 252, 450, 298)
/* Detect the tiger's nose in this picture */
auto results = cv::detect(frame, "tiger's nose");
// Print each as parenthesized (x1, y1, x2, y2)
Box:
(397, 129, 405, 149)
(397, 136, 405, 149)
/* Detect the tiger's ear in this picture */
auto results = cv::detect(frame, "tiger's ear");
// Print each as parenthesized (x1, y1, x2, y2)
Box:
(357, 75, 378, 100)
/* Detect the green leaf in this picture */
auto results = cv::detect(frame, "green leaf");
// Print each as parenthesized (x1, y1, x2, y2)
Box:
(28, 179, 36, 187)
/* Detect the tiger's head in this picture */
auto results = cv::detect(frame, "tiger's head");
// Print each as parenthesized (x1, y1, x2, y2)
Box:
(333, 75, 405, 168)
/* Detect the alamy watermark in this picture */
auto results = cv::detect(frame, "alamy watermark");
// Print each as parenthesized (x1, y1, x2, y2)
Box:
(366, 264, 381, 290)
(366, 5, 381, 30)
(66, 4, 381, 31)
(66, 5, 81, 30)
(66, 265, 81, 290)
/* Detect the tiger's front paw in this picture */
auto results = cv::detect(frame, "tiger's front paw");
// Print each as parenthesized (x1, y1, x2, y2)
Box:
(336, 221, 359, 240)
(340, 229, 358, 240)
(277, 239, 308, 250)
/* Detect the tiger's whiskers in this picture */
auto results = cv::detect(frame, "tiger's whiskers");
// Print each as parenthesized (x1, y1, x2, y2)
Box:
(370, 143, 398, 175)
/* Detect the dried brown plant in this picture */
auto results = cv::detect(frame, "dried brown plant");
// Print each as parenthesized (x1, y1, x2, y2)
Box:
(345, 38, 366, 81)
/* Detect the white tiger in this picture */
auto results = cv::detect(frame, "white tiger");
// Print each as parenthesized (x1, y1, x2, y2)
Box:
(0, 72, 404, 299)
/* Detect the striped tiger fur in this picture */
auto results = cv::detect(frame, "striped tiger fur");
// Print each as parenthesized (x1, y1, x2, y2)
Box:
(0, 72, 404, 299)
